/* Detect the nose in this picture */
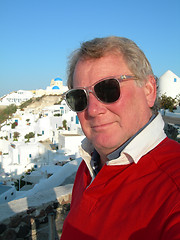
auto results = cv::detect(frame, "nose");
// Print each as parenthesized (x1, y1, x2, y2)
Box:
(86, 92, 106, 117)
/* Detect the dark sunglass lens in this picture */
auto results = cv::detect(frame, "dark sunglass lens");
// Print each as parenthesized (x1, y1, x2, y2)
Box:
(94, 79, 120, 103)
(66, 89, 87, 112)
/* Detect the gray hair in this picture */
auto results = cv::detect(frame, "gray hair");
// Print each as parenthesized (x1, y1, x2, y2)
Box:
(67, 36, 154, 89)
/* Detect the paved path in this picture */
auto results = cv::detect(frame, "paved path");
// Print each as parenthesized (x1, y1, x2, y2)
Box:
(162, 115, 180, 126)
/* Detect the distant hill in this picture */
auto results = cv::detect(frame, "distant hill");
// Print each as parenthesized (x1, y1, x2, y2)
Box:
(0, 95, 64, 124)
(20, 94, 63, 112)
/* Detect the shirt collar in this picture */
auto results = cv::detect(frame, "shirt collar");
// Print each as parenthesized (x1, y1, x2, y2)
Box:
(107, 115, 156, 161)
(79, 113, 166, 176)
(107, 113, 166, 165)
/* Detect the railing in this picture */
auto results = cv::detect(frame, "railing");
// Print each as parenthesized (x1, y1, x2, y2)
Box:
(0, 185, 72, 239)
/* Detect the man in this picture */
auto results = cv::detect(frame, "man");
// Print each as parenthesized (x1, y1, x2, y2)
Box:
(61, 36, 180, 239)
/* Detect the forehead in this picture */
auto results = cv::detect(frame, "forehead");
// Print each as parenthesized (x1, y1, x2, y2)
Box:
(73, 54, 131, 87)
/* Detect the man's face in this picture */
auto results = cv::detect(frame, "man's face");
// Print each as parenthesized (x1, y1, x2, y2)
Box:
(73, 54, 155, 156)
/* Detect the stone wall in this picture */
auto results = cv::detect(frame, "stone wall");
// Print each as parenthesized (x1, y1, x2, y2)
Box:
(0, 184, 73, 240)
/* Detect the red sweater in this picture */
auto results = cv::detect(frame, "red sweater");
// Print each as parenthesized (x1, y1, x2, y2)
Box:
(61, 138, 180, 240)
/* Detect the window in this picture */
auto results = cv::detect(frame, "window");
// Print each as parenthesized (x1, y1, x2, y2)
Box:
(18, 154, 20, 164)
(174, 78, 177, 82)
(76, 115, 79, 124)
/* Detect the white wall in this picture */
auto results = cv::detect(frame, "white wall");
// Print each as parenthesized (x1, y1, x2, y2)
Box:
(158, 70, 180, 98)
(58, 133, 85, 154)
(8, 142, 46, 167)
(0, 139, 9, 153)
(0, 185, 16, 204)
(0, 90, 33, 106)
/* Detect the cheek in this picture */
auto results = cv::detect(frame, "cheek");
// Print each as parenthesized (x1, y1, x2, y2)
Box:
(109, 90, 132, 113)
(108, 88, 144, 122)
(118, 86, 145, 109)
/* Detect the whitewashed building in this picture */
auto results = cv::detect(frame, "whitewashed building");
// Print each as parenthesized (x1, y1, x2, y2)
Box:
(58, 132, 85, 155)
(0, 185, 16, 204)
(0, 96, 85, 193)
(158, 70, 180, 98)
(0, 90, 34, 106)
(36, 77, 68, 96)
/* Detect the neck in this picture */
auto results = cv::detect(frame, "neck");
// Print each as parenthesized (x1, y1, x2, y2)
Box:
(99, 154, 108, 168)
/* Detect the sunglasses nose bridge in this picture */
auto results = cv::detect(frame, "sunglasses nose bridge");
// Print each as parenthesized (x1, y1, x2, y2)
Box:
(86, 88, 98, 101)
(86, 83, 95, 96)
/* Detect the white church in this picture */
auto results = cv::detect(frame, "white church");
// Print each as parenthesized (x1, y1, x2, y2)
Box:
(158, 70, 180, 98)
(36, 77, 68, 96)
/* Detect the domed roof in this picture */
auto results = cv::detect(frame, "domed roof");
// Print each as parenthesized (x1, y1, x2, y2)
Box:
(54, 77, 62, 81)
(52, 86, 60, 90)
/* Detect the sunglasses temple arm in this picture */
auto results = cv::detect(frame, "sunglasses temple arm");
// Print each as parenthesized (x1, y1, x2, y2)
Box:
(61, 91, 68, 99)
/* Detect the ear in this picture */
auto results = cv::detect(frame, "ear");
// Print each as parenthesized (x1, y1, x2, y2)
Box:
(143, 75, 157, 108)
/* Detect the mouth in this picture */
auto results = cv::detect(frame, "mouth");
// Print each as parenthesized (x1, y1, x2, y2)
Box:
(91, 122, 114, 131)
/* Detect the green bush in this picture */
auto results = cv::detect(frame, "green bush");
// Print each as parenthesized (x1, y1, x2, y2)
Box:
(63, 120, 67, 130)
(54, 113, 61, 117)
(158, 94, 176, 112)
(11, 122, 17, 129)
(0, 104, 17, 124)
(24, 132, 35, 141)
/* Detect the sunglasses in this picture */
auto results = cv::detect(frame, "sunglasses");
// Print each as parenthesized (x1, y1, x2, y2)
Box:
(65, 75, 137, 112)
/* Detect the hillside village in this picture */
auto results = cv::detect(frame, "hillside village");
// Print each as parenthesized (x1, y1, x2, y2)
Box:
(0, 92, 85, 205)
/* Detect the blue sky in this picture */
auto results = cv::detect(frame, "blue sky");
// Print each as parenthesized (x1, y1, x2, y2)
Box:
(0, 0, 180, 97)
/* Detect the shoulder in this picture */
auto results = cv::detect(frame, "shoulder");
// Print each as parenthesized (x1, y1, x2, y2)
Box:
(152, 137, 180, 161)
(150, 137, 180, 186)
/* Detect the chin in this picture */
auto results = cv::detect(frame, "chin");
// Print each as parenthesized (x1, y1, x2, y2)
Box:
(93, 137, 121, 153)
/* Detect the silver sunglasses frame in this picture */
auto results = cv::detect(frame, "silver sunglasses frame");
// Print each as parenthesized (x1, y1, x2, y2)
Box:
(64, 75, 137, 112)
